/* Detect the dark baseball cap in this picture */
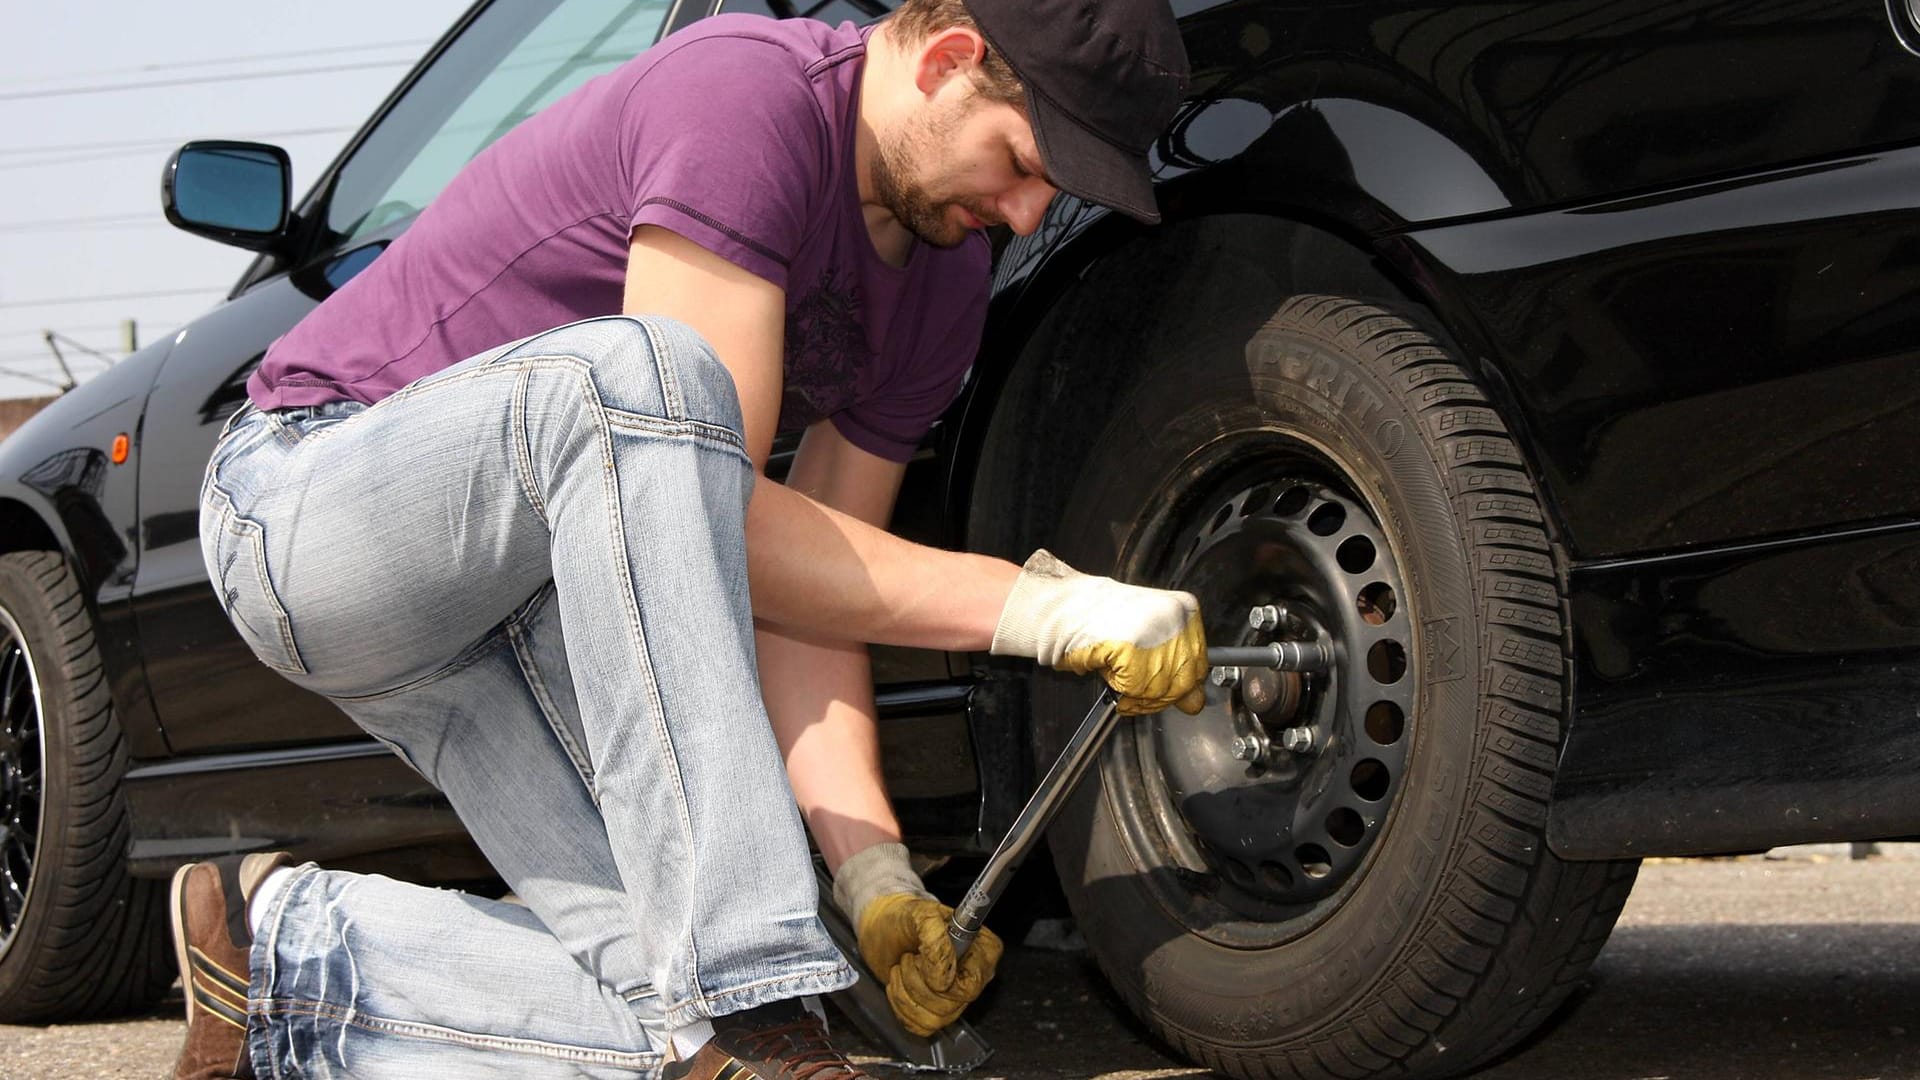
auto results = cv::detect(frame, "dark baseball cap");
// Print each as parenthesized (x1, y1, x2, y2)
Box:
(964, 0, 1190, 224)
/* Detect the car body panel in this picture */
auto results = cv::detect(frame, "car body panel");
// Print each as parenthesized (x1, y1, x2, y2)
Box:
(1557, 522, 1920, 856)
(0, 341, 175, 759)
(129, 282, 363, 755)
(122, 741, 466, 878)
(1399, 144, 1920, 560)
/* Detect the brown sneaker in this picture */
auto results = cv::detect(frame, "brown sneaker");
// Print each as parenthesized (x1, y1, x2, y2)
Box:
(665, 1000, 870, 1080)
(169, 852, 294, 1080)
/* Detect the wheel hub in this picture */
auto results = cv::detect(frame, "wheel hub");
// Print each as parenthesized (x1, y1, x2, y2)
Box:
(1150, 479, 1415, 910)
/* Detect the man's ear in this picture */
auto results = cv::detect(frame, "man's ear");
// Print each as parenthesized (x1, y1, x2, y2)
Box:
(911, 26, 988, 98)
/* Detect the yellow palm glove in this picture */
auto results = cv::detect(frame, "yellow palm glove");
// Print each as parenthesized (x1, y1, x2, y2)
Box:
(990, 549, 1209, 715)
(833, 843, 1002, 1037)
(857, 894, 1003, 1037)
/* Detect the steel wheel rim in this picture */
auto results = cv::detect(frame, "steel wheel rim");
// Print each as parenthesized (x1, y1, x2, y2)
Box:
(1102, 438, 1418, 945)
(0, 605, 45, 961)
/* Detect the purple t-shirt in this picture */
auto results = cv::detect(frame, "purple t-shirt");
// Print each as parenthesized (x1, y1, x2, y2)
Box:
(251, 15, 990, 463)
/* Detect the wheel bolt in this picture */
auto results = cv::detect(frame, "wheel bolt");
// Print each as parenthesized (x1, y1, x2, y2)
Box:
(1249, 604, 1289, 632)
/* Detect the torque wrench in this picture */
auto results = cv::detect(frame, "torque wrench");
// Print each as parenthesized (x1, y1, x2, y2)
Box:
(948, 639, 1309, 959)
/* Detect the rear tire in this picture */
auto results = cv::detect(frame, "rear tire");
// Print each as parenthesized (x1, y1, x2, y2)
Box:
(1034, 296, 1638, 1079)
(0, 551, 172, 1022)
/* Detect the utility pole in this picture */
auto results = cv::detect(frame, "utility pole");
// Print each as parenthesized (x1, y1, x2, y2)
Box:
(121, 318, 138, 353)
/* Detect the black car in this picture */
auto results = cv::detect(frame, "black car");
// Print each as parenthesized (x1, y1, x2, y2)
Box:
(3, 1, 1919, 1076)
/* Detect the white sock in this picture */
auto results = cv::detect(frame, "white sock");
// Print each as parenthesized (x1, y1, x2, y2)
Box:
(246, 867, 295, 938)
(669, 1020, 714, 1059)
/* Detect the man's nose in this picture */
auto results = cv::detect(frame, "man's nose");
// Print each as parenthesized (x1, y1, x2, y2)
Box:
(1000, 179, 1059, 236)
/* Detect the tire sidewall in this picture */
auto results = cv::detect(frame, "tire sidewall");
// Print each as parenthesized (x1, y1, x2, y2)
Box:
(0, 555, 84, 986)
(1037, 305, 1487, 1044)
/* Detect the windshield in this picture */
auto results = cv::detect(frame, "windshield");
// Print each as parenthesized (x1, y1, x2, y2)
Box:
(326, 0, 673, 244)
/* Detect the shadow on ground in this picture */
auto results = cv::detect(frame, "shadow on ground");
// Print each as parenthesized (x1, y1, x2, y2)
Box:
(849, 921, 1919, 1080)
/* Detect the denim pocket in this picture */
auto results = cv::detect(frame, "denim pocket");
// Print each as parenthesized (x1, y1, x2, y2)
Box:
(200, 484, 307, 676)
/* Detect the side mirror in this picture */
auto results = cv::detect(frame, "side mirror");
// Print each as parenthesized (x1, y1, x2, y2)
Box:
(162, 141, 293, 252)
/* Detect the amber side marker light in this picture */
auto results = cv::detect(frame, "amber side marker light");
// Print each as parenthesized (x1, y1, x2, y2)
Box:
(111, 434, 129, 465)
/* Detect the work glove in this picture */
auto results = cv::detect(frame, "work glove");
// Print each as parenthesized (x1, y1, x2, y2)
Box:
(833, 842, 1002, 1037)
(990, 549, 1208, 715)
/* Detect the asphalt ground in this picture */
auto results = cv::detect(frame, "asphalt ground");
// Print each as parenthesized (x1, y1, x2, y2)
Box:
(3, 851, 1916, 1079)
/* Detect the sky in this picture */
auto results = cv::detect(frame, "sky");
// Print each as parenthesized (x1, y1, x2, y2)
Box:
(1, 1, 475, 400)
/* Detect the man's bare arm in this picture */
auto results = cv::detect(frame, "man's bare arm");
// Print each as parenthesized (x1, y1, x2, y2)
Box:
(622, 225, 1018, 651)
(756, 422, 909, 873)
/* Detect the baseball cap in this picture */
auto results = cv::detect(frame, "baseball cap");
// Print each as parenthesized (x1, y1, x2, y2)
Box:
(964, 0, 1190, 224)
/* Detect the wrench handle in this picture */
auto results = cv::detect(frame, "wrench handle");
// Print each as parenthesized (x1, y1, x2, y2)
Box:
(947, 643, 1295, 958)
(949, 687, 1119, 960)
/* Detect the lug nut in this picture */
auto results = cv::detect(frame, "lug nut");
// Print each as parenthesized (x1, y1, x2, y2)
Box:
(1210, 666, 1241, 688)
(1249, 604, 1288, 632)
(1279, 727, 1315, 753)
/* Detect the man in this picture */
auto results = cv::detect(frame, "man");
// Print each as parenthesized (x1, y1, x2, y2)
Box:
(176, 1, 1201, 1077)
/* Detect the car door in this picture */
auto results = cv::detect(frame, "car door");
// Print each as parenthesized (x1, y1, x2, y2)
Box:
(1380, 0, 1920, 557)
(132, 0, 683, 754)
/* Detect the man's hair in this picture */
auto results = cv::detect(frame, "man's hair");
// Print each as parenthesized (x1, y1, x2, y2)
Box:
(888, 0, 1026, 107)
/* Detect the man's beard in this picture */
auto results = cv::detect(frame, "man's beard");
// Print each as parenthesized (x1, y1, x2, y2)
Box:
(871, 105, 980, 249)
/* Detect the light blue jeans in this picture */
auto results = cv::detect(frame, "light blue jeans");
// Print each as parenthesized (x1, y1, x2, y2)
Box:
(198, 316, 856, 1078)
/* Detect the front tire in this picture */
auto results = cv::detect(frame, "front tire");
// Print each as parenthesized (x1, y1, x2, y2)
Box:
(1035, 296, 1638, 1079)
(0, 552, 172, 1021)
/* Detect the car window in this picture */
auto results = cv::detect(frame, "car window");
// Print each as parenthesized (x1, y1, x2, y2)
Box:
(327, 0, 674, 245)
(716, 1, 896, 25)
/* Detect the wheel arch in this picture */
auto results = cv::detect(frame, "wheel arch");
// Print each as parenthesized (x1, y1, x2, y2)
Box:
(956, 210, 1547, 561)
(0, 498, 64, 562)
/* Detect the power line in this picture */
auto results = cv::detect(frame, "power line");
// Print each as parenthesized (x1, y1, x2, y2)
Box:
(1, 31, 608, 104)
(0, 345, 133, 367)
(2, 222, 174, 234)
(0, 149, 181, 173)
(0, 349, 115, 364)
(0, 213, 164, 235)
(0, 128, 360, 175)
(0, 315, 191, 334)
(0, 288, 223, 310)
(0, 365, 75, 392)
(0, 322, 187, 343)
(0, 125, 357, 156)
(0, 39, 431, 88)
(0, 321, 135, 336)
(0, 58, 415, 102)
(0, 335, 124, 351)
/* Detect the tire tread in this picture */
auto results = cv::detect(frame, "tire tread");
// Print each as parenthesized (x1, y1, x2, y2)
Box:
(0, 552, 172, 1022)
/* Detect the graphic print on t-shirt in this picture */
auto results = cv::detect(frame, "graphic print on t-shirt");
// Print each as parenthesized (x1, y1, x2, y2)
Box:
(780, 265, 868, 433)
